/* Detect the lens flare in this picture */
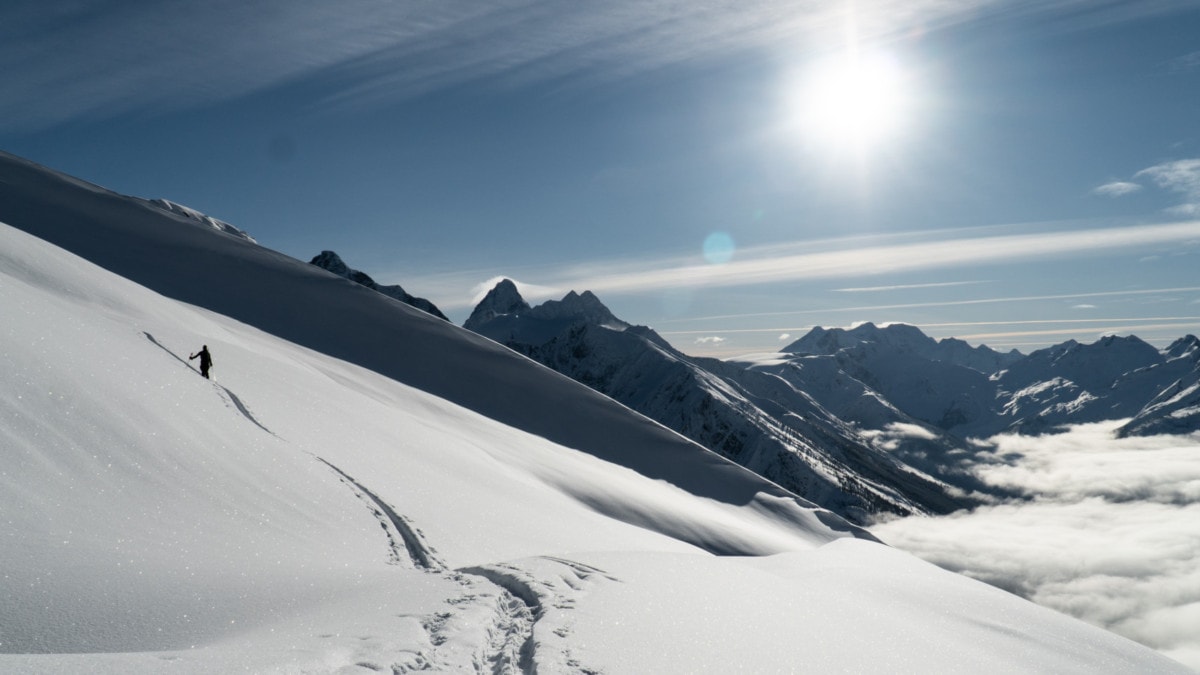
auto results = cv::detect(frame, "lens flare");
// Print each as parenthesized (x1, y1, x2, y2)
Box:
(703, 232, 736, 264)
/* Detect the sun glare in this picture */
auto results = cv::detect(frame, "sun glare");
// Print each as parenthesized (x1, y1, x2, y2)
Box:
(794, 50, 911, 153)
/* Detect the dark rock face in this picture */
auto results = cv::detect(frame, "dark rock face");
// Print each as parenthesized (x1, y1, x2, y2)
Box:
(310, 250, 448, 321)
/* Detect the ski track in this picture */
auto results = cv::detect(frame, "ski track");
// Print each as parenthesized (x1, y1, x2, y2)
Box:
(314, 456, 546, 673)
(143, 331, 277, 436)
(457, 558, 619, 674)
(315, 457, 446, 572)
(145, 329, 610, 672)
(311, 457, 619, 673)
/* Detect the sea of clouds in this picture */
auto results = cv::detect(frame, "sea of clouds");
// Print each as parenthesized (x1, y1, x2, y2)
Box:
(871, 421, 1200, 670)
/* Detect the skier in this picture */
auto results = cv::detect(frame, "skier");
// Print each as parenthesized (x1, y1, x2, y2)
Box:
(189, 345, 213, 379)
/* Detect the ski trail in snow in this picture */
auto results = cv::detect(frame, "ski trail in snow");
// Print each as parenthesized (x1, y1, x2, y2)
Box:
(213, 385, 277, 436)
(315, 457, 446, 571)
(142, 331, 277, 436)
(142, 331, 198, 372)
(457, 557, 619, 674)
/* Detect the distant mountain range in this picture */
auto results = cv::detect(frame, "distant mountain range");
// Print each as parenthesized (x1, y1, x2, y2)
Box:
(453, 277, 1200, 521)
(776, 322, 1200, 440)
(301, 258, 1200, 523)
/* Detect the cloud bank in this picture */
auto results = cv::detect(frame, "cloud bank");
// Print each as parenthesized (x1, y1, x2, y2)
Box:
(872, 422, 1200, 670)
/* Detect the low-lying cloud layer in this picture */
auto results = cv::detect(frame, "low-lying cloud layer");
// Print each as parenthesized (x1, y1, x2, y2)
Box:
(871, 422, 1200, 670)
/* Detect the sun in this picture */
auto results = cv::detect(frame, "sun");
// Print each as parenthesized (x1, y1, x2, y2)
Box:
(794, 50, 911, 153)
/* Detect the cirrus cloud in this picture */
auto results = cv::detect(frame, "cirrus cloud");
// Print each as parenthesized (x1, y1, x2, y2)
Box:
(3, 1, 1195, 132)
(1135, 159, 1200, 214)
(1093, 181, 1143, 198)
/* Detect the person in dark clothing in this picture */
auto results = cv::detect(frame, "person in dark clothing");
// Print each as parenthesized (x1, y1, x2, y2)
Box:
(189, 345, 213, 379)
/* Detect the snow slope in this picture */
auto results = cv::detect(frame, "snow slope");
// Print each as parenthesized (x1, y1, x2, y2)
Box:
(0, 151, 1190, 672)
(0, 221, 841, 671)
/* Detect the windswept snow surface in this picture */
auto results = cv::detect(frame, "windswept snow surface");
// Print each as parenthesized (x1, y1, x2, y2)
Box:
(0, 151, 1190, 672)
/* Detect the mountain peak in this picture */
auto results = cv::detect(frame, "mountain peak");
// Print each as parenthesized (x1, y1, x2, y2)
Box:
(464, 278, 531, 330)
(783, 322, 1021, 373)
(311, 250, 351, 277)
(309, 250, 449, 321)
(1165, 335, 1200, 360)
(783, 322, 935, 356)
(532, 289, 628, 328)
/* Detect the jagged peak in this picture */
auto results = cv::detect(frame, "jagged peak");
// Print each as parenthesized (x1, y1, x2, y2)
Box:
(309, 250, 449, 321)
(310, 250, 350, 276)
(1165, 335, 1200, 360)
(529, 289, 629, 329)
(465, 282, 631, 332)
(481, 278, 529, 309)
(784, 322, 933, 355)
(464, 278, 531, 330)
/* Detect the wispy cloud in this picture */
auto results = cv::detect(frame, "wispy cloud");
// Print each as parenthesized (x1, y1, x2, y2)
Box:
(554, 220, 1200, 296)
(834, 280, 989, 293)
(1168, 50, 1200, 73)
(957, 321, 1200, 343)
(1093, 181, 1143, 198)
(694, 336, 727, 345)
(468, 275, 562, 304)
(872, 422, 1200, 670)
(417, 219, 1200, 314)
(0, 0, 953, 130)
(1135, 159, 1200, 214)
(495, 221, 1200, 306)
(3, 1, 1189, 131)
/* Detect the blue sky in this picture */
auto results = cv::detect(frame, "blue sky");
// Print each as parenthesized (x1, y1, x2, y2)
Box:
(4, 0, 1200, 356)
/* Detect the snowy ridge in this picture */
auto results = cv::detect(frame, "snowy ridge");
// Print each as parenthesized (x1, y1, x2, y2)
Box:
(141, 197, 256, 242)
(783, 322, 1022, 373)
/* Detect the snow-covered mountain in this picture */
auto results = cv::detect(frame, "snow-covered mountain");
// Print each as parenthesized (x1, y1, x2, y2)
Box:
(310, 249, 449, 320)
(783, 322, 1023, 373)
(778, 322, 1200, 438)
(1117, 335, 1200, 436)
(466, 281, 978, 523)
(0, 149, 1192, 672)
(778, 323, 1007, 436)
